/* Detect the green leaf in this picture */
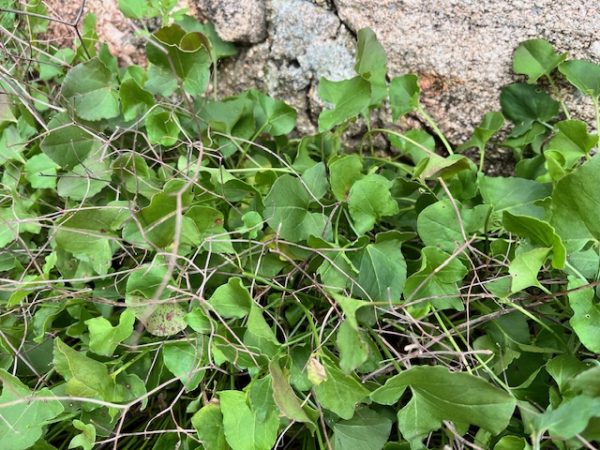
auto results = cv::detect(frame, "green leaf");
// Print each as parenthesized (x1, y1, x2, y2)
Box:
(332, 294, 369, 329)
(118, 0, 156, 19)
(25, 0, 48, 33)
(125, 259, 187, 336)
(509, 247, 550, 292)
(503, 211, 566, 269)
(219, 390, 279, 450)
(0, 125, 24, 165)
(146, 24, 211, 95)
(53, 338, 117, 400)
(185, 307, 212, 334)
(0, 93, 17, 126)
(397, 394, 442, 447)
(163, 338, 205, 391)
(504, 118, 548, 149)
(479, 176, 551, 219)
(317, 249, 358, 292)
(355, 27, 388, 104)
(500, 83, 560, 127)
(403, 247, 468, 314)
(0, 200, 41, 248)
(458, 111, 505, 152)
(329, 154, 364, 201)
(313, 356, 370, 419)
(176, 17, 237, 60)
(145, 109, 180, 146)
(56, 150, 111, 200)
(533, 395, 600, 440)
(546, 354, 589, 392)
(0, 369, 63, 450)
(39, 48, 75, 81)
(209, 277, 252, 319)
(249, 89, 297, 136)
(336, 320, 369, 373)
(75, 13, 98, 60)
(61, 58, 120, 121)
(371, 366, 516, 442)
(247, 376, 277, 423)
(40, 115, 100, 169)
(24, 153, 58, 189)
(112, 152, 158, 198)
(414, 154, 471, 180)
(494, 436, 531, 450)
(551, 155, 600, 250)
(389, 74, 420, 120)
(546, 120, 598, 166)
(264, 174, 331, 242)
(120, 78, 155, 121)
(269, 359, 314, 426)
(348, 173, 399, 235)
(389, 129, 435, 162)
(53, 202, 128, 275)
(559, 60, 600, 98)
(85, 309, 135, 356)
(244, 304, 280, 357)
(332, 407, 393, 450)
(201, 96, 254, 136)
(355, 240, 406, 302)
(318, 76, 371, 132)
(301, 162, 329, 200)
(417, 200, 489, 252)
(568, 277, 600, 354)
(186, 205, 235, 254)
(567, 365, 600, 397)
(122, 181, 194, 249)
(68, 420, 96, 450)
(145, 64, 178, 96)
(191, 403, 228, 450)
(512, 39, 566, 83)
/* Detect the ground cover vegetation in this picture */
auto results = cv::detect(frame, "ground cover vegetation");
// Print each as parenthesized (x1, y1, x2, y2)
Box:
(1, 1, 600, 449)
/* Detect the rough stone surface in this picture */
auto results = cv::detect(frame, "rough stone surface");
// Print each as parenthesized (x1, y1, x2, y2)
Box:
(43, 0, 600, 144)
(332, 0, 600, 141)
(215, 0, 356, 133)
(196, 0, 267, 43)
(43, 0, 197, 65)
(209, 0, 600, 142)
(44, 0, 142, 65)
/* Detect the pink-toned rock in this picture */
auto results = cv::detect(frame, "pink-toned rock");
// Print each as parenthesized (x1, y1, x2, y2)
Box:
(43, 0, 143, 64)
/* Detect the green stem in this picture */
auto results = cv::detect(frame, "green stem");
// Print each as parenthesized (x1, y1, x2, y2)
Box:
(432, 308, 472, 374)
(441, 311, 511, 390)
(566, 261, 587, 282)
(364, 155, 413, 174)
(417, 105, 454, 155)
(370, 331, 403, 373)
(593, 96, 600, 141)
(111, 350, 148, 379)
(506, 300, 564, 345)
(478, 145, 486, 173)
(532, 433, 542, 450)
(236, 122, 268, 168)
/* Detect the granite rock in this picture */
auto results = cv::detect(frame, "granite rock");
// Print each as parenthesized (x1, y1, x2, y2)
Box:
(196, 0, 267, 43)
(332, 0, 600, 141)
(43, 0, 600, 143)
(214, 0, 356, 133)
